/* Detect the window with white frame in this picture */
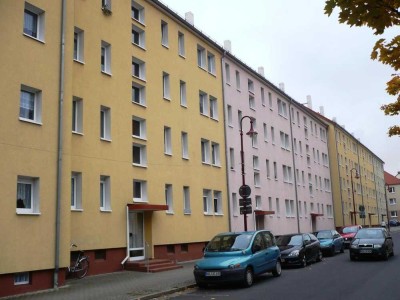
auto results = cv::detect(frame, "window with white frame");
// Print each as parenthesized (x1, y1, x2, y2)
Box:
(280, 131, 290, 150)
(276, 198, 280, 215)
(285, 199, 295, 217)
(102, 0, 112, 11)
(197, 45, 206, 69)
(179, 80, 187, 107)
(253, 156, 260, 170)
(249, 95, 255, 110)
(229, 148, 235, 170)
(277, 99, 288, 118)
(178, 31, 185, 56)
(254, 172, 260, 187)
(391, 211, 398, 218)
(327, 205, 333, 217)
(211, 142, 220, 166)
(227, 105, 233, 126)
(248, 80, 254, 94)
(132, 143, 147, 166)
(164, 126, 172, 155)
(161, 20, 168, 47)
(251, 119, 258, 148)
(232, 192, 238, 216)
(73, 27, 84, 62)
(132, 82, 146, 105)
(162, 72, 170, 100)
(271, 126, 275, 144)
(268, 92, 273, 109)
(207, 52, 216, 74)
(299, 200, 302, 216)
(199, 91, 208, 115)
(389, 198, 396, 205)
(100, 175, 111, 211)
(273, 162, 278, 180)
(283, 165, 293, 183)
(132, 116, 146, 139)
(225, 63, 231, 84)
(209, 96, 218, 120)
(100, 106, 111, 140)
(201, 139, 210, 164)
(183, 186, 191, 214)
(181, 132, 189, 159)
(266, 159, 270, 178)
(263, 123, 268, 141)
(72, 96, 83, 133)
(131, 0, 145, 23)
(20, 85, 42, 123)
(388, 187, 395, 193)
(132, 57, 146, 80)
(16, 176, 39, 214)
(14, 272, 30, 285)
(133, 180, 147, 202)
(165, 184, 173, 213)
(23, 2, 45, 41)
(203, 189, 212, 214)
(71, 172, 82, 210)
(238, 110, 242, 127)
(324, 178, 331, 192)
(296, 169, 300, 185)
(213, 191, 222, 214)
(261, 87, 265, 106)
(268, 197, 272, 211)
(235, 71, 241, 90)
(132, 25, 145, 48)
(255, 195, 261, 209)
(101, 41, 111, 74)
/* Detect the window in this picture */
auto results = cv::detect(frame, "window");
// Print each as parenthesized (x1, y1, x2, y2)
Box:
(391, 211, 398, 218)
(266, 159, 270, 178)
(263, 123, 268, 141)
(132, 116, 146, 139)
(132, 57, 145, 80)
(268, 92, 273, 109)
(23, 3, 44, 41)
(132, 143, 147, 166)
(201, 139, 210, 164)
(261, 87, 265, 106)
(271, 126, 275, 144)
(72, 97, 83, 133)
(73, 27, 84, 62)
(164, 126, 172, 155)
(161, 21, 168, 47)
(273, 162, 278, 180)
(389, 198, 396, 205)
(211, 142, 220, 166)
(100, 106, 111, 140)
(183, 186, 191, 214)
(16, 176, 39, 214)
(280, 132, 290, 150)
(100, 175, 111, 211)
(229, 148, 235, 170)
(277, 99, 288, 118)
(131, 0, 145, 23)
(165, 184, 173, 213)
(283, 165, 293, 183)
(213, 191, 222, 214)
(254, 172, 260, 187)
(388, 187, 395, 193)
(276, 198, 280, 215)
(181, 132, 189, 159)
(209, 96, 218, 120)
(249, 95, 255, 110)
(101, 41, 111, 74)
(248, 79, 254, 94)
(199, 91, 208, 115)
(20, 85, 42, 123)
(197, 45, 206, 69)
(14, 272, 29, 285)
(251, 119, 258, 147)
(133, 180, 147, 202)
(268, 197, 272, 211)
(255, 196, 261, 209)
(285, 199, 295, 217)
(71, 172, 82, 210)
(162, 72, 170, 100)
(203, 189, 212, 214)
(235, 71, 241, 90)
(227, 105, 233, 126)
(207, 52, 216, 74)
(132, 25, 145, 48)
(102, 0, 112, 11)
(232, 193, 238, 216)
(179, 80, 187, 107)
(253, 156, 260, 170)
(178, 32, 185, 56)
(132, 82, 145, 105)
(225, 63, 231, 84)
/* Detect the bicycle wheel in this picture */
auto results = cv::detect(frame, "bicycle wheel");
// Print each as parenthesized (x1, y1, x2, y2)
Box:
(75, 258, 89, 279)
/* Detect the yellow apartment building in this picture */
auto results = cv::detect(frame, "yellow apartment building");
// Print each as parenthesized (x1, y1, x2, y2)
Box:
(0, 0, 228, 297)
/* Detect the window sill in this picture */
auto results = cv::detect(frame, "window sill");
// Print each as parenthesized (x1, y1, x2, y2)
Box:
(166, 211, 174, 215)
(16, 211, 41, 216)
(202, 162, 211, 166)
(72, 131, 84, 136)
(132, 75, 146, 83)
(198, 65, 207, 72)
(132, 101, 147, 108)
(100, 209, 112, 213)
(212, 164, 221, 168)
(73, 59, 85, 65)
(163, 97, 171, 101)
(226, 82, 231, 86)
(214, 213, 224, 216)
(164, 152, 172, 156)
(162, 43, 169, 49)
(101, 70, 112, 76)
(19, 118, 42, 126)
(203, 213, 213, 216)
(132, 163, 147, 168)
(132, 43, 146, 51)
(23, 33, 45, 44)
(182, 156, 189, 160)
(208, 71, 216, 77)
(71, 208, 83, 212)
(184, 210, 191, 215)
(132, 135, 147, 141)
(179, 54, 186, 59)
(133, 200, 148, 203)
(132, 18, 146, 27)
(100, 138, 112, 142)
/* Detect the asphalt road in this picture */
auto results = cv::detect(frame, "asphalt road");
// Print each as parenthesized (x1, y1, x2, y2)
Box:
(168, 230, 400, 300)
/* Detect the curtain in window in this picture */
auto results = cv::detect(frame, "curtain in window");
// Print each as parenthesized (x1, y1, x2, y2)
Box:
(24, 10, 37, 37)
(20, 91, 35, 120)
(17, 182, 32, 209)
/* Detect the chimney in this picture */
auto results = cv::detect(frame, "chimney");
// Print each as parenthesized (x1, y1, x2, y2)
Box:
(396, 171, 400, 179)
(279, 82, 285, 92)
(258, 67, 265, 77)
(332, 117, 337, 123)
(223, 40, 232, 52)
(319, 106, 324, 116)
(185, 12, 194, 26)
(306, 95, 312, 109)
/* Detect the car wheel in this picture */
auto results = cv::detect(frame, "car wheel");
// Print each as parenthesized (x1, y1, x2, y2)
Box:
(383, 248, 389, 261)
(340, 244, 345, 253)
(300, 255, 307, 268)
(390, 247, 394, 257)
(272, 260, 282, 277)
(243, 267, 254, 287)
(316, 250, 323, 262)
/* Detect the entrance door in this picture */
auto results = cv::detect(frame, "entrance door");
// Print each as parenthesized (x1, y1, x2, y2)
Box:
(128, 212, 145, 261)
(255, 215, 265, 230)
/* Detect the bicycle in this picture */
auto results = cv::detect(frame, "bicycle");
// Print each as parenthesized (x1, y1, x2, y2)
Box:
(68, 244, 89, 279)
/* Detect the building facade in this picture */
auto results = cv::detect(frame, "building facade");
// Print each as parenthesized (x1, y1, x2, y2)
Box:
(384, 171, 400, 221)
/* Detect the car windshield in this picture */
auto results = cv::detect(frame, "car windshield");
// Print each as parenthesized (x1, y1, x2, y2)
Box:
(317, 231, 332, 239)
(355, 229, 384, 239)
(342, 226, 358, 234)
(276, 235, 303, 246)
(206, 233, 252, 252)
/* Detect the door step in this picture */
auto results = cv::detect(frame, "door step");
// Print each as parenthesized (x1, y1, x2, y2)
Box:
(124, 259, 183, 273)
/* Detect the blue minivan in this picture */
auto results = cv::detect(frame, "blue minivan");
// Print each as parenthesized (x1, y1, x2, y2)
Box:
(193, 230, 281, 287)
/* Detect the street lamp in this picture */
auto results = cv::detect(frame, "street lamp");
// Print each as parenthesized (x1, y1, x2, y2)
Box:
(350, 168, 360, 225)
(239, 116, 257, 232)
(385, 184, 391, 232)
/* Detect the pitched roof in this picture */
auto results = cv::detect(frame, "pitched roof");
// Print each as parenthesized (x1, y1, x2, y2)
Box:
(384, 171, 400, 185)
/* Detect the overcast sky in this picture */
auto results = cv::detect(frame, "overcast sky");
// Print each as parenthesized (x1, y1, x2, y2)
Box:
(162, 0, 400, 176)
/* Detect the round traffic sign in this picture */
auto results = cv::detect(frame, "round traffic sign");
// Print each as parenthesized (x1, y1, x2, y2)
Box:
(239, 185, 251, 198)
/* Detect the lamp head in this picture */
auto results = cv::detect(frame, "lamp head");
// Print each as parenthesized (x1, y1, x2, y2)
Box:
(246, 119, 258, 137)
(355, 172, 360, 179)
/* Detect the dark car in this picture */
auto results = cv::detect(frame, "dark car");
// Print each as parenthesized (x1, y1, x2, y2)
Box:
(349, 228, 394, 261)
(316, 230, 345, 256)
(276, 233, 322, 267)
(340, 225, 362, 248)
(389, 219, 400, 227)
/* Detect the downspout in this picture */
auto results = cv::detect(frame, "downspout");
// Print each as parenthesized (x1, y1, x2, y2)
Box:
(356, 142, 365, 226)
(333, 128, 345, 228)
(288, 100, 300, 233)
(54, 0, 66, 289)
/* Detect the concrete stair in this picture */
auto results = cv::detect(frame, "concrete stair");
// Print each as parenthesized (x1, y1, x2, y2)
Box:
(124, 259, 183, 273)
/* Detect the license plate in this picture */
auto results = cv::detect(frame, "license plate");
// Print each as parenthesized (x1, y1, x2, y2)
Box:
(360, 249, 372, 254)
(205, 271, 221, 277)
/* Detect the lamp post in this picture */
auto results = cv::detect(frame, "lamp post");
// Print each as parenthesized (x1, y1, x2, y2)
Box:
(350, 168, 360, 225)
(239, 116, 257, 232)
(385, 184, 391, 232)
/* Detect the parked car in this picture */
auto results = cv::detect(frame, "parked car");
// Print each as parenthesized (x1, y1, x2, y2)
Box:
(193, 230, 281, 288)
(276, 233, 322, 268)
(389, 219, 400, 227)
(349, 228, 394, 261)
(340, 225, 362, 248)
(316, 230, 345, 256)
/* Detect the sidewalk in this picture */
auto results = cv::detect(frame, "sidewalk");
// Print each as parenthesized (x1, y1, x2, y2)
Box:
(6, 261, 197, 300)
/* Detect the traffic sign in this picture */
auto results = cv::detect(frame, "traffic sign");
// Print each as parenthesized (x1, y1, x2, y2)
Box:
(239, 198, 252, 206)
(240, 206, 252, 215)
(239, 185, 251, 198)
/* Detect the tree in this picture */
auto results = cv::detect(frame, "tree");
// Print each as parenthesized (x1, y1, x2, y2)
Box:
(325, 0, 400, 136)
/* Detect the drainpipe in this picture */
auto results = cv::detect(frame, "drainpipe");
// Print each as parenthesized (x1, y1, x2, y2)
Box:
(54, 0, 66, 289)
(333, 127, 344, 228)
